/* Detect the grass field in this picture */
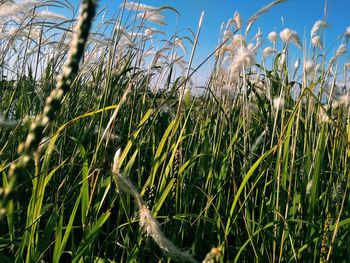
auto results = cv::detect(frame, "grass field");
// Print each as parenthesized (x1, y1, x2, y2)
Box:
(1, 0, 350, 262)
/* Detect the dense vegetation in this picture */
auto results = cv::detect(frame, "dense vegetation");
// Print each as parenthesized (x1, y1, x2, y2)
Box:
(1, 0, 350, 262)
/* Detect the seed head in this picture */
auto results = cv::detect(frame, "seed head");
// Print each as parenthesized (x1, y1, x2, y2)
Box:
(311, 36, 323, 49)
(263, 46, 276, 58)
(294, 58, 300, 70)
(336, 44, 347, 57)
(121, 2, 157, 12)
(231, 47, 256, 75)
(345, 63, 350, 71)
(223, 29, 233, 41)
(175, 37, 187, 54)
(311, 20, 328, 38)
(137, 12, 166, 26)
(233, 11, 242, 30)
(139, 205, 197, 262)
(280, 28, 302, 48)
(304, 60, 315, 74)
(273, 96, 284, 110)
(231, 34, 246, 50)
(318, 107, 331, 124)
(202, 247, 222, 263)
(35, 10, 67, 21)
(112, 149, 196, 262)
(278, 51, 286, 69)
(113, 148, 122, 174)
(268, 31, 277, 43)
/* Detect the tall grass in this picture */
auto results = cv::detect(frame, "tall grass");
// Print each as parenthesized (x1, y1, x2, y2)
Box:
(1, 0, 350, 262)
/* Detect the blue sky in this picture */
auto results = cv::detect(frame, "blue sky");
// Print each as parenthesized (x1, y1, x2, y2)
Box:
(73, 0, 350, 83)
(98, 0, 350, 49)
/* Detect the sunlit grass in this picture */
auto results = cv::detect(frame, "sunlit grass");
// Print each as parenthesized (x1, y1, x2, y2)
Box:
(0, 0, 350, 262)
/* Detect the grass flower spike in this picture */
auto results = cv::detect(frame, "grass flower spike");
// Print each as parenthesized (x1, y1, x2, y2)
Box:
(312, 35, 323, 48)
(112, 149, 197, 263)
(233, 11, 242, 30)
(268, 31, 277, 43)
(1, 0, 350, 262)
(1, 0, 97, 215)
(137, 12, 167, 26)
(280, 28, 302, 48)
(311, 20, 328, 38)
(263, 46, 276, 58)
(336, 44, 347, 57)
(121, 2, 157, 12)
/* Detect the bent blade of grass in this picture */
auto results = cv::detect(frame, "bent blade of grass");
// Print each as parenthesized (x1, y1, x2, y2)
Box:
(17, 159, 67, 262)
(1, 170, 15, 242)
(154, 177, 176, 214)
(225, 145, 277, 237)
(75, 140, 90, 227)
(234, 221, 275, 263)
(43, 105, 120, 154)
(72, 211, 111, 263)
(119, 108, 153, 167)
(143, 118, 178, 192)
(53, 191, 82, 263)
(154, 106, 193, 212)
(123, 148, 139, 176)
(309, 124, 328, 219)
(95, 176, 112, 216)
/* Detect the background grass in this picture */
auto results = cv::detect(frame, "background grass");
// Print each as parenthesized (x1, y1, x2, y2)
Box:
(1, 0, 350, 262)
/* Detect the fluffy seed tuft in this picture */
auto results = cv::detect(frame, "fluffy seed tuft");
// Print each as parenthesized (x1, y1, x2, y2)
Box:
(280, 28, 302, 48)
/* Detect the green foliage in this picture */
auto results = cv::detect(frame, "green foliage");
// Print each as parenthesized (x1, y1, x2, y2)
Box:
(1, 0, 350, 262)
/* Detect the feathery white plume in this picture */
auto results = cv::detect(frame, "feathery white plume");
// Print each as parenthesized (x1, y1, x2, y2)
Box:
(112, 149, 197, 263)
(318, 107, 330, 124)
(280, 28, 302, 48)
(35, 10, 67, 21)
(345, 27, 350, 37)
(175, 37, 187, 54)
(113, 149, 121, 175)
(311, 36, 323, 49)
(121, 2, 157, 12)
(231, 47, 256, 75)
(139, 205, 196, 263)
(230, 47, 255, 86)
(144, 28, 165, 37)
(273, 96, 284, 110)
(223, 29, 233, 41)
(336, 44, 347, 57)
(278, 51, 286, 69)
(333, 93, 350, 108)
(231, 34, 246, 50)
(311, 20, 328, 38)
(268, 31, 277, 43)
(304, 60, 315, 74)
(0, 0, 39, 18)
(263, 46, 276, 58)
(345, 26, 350, 43)
(233, 11, 242, 30)
(137, 12, 166, 26)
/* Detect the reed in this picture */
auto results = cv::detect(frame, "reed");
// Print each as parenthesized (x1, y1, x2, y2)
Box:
(0, 0, 349, 262)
